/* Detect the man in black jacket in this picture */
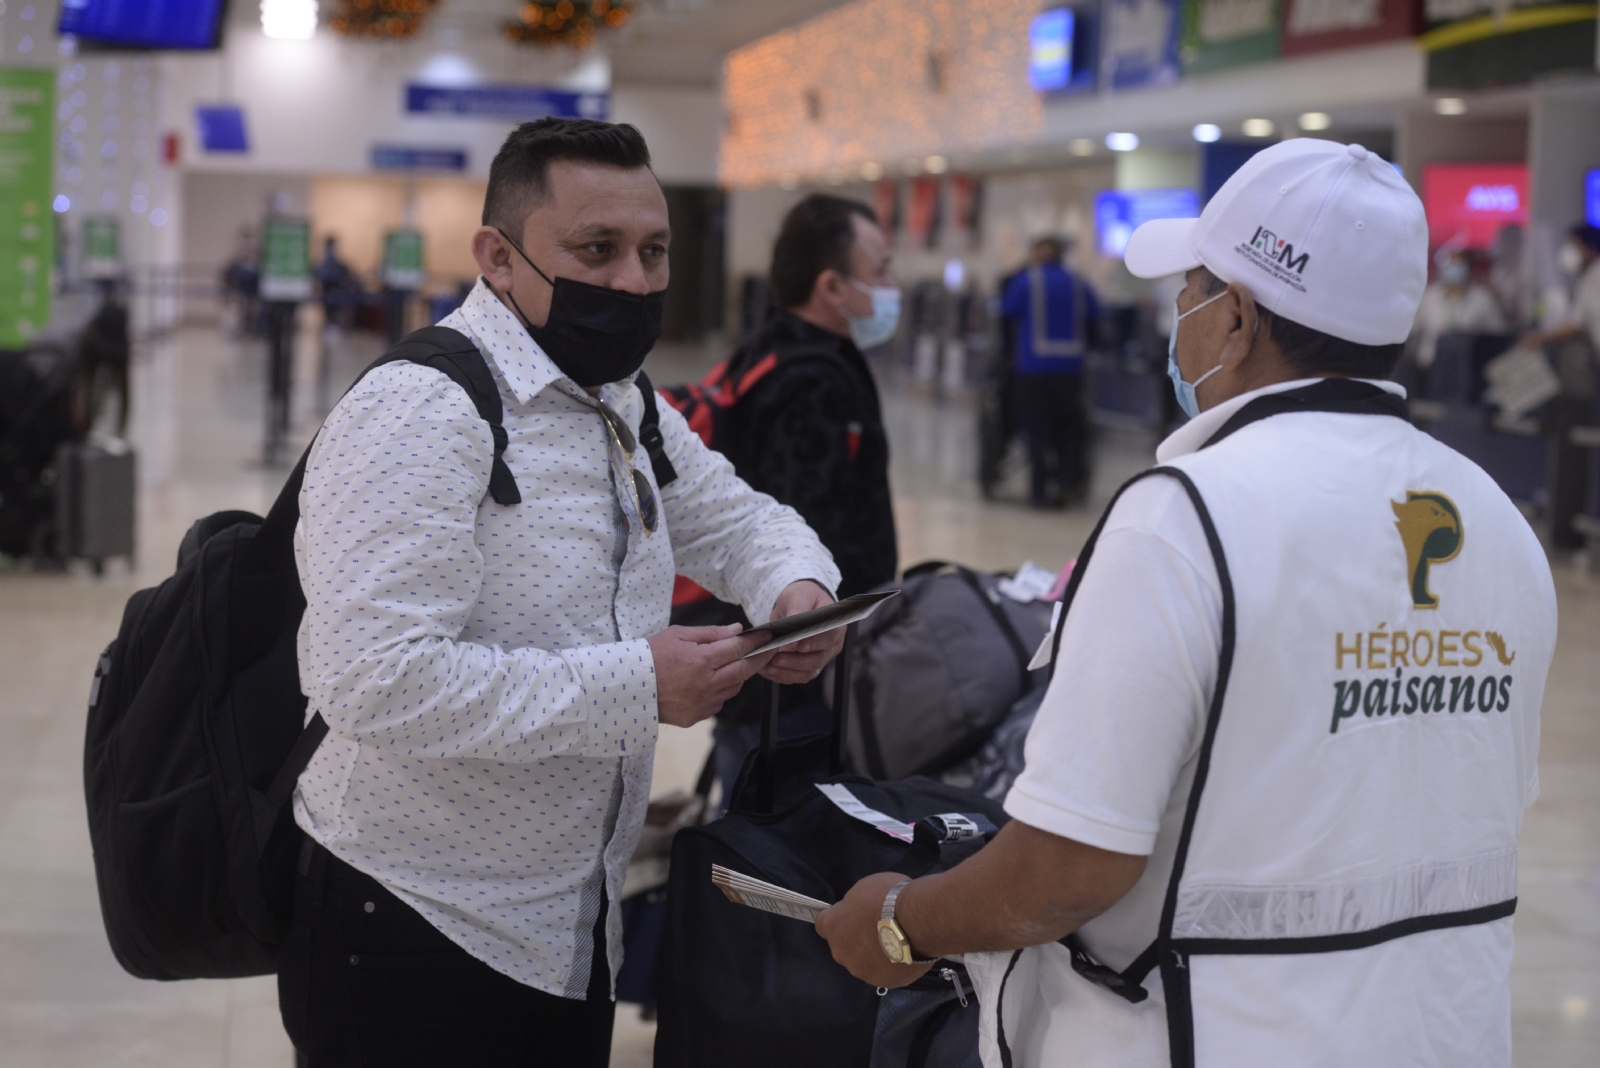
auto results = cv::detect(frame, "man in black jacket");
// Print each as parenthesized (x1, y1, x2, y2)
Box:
(707, 193, 900, 797)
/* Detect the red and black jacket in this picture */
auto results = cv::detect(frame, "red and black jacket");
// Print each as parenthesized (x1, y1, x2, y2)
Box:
(662, 310, 897, 609)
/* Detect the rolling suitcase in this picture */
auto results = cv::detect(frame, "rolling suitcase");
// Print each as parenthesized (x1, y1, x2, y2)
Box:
(54, 441, 136, 569)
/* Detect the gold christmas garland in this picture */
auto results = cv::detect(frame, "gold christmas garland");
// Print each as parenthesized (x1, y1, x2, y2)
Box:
(504, 1, 635, 49)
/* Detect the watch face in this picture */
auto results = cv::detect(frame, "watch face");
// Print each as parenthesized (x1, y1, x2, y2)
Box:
(877, 923, 905, 963)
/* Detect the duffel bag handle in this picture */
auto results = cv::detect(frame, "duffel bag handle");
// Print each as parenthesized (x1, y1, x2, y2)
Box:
(755, 624, 857, 814)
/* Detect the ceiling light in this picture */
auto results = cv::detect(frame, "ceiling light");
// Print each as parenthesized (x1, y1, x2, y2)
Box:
(1192, 123, 1222, 143)
(1105, 132, 1139, 152)
(1298, 111, 1332, 131)
(860, 161, 883, 180)
(1241, 118, 1275, 138)
(1068, 138, 1096, 156)
(924, 155, 948, 174)
(261, 0, 317, 39)
(1435, 97, 1467, 115)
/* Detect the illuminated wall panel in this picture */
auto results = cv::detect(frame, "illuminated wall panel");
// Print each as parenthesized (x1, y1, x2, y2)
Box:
(720, 0, 1042, 188)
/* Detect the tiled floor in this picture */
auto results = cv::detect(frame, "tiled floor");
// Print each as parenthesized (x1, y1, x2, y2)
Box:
(1, 321, 1596, 1065)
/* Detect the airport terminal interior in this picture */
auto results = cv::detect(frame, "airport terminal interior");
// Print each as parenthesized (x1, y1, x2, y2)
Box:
(3, 0, 1600, 1065)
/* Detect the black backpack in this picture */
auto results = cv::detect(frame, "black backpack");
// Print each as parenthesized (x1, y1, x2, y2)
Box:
(84, 326, 676, 980)
(654, 641, 1006, 1068)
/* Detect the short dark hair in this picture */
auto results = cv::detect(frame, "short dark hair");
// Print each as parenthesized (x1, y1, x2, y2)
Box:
(1569, 223, 1600, 255)
(1194, 267, 1403, 379)
(770, 194, 878, 309)
(482, 118, 652, 235)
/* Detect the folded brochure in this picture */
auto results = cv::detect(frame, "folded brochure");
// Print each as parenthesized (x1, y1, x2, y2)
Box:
(711, 865, 832, 923)
(739, 589, 899, 659)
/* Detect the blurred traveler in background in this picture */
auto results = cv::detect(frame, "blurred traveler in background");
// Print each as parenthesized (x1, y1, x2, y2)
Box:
(693, 192, 899, 802)
(1488, 224, 1527, 327)
(280, 118, 843, 1067)
(314, 235, 359, 334)
(1520, 222, 1600, 551)
(220, 226, 260, 337)
(74, 278, 131, 440)
(1406, 249, 1504, 386)
(1001, 236, 1100, 508)
(1523, 223, 1600, 354)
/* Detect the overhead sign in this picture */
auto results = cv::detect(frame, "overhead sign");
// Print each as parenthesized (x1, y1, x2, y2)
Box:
(1420, 0, 1597, 88)
(259, 217, 312, 302)
(0, 69, 53, 347)
(1280, 0, 1422, 54)
(196, 106, 248, 153)
(1095, 188, 1200, 257)
(1030, 9, 1076, 90)
(405, 84, 609, 121)
(371, 145, 467, 172)
(1102, 0, 1183, 88)
(1182, 0, 1282, 74)
(1587, 169, 1600, 228)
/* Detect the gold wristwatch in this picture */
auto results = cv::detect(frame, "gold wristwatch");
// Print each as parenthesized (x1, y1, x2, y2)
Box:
(876, 880, 931, 965)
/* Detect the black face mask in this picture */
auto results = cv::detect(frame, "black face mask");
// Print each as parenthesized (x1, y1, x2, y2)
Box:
(496, 230, 664, 388)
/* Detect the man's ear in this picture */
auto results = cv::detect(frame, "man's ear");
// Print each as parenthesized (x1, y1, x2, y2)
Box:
(811, 267, 846, 308)
(1220, 282, 1263, 370)
(472, 226, 515, 291)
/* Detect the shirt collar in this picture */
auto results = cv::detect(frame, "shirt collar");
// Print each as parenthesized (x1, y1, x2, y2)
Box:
(455, 276, 619, 407)
(1155, 377, 1407, 463)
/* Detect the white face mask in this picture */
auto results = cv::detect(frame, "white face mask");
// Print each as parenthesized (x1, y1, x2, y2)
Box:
(1558, 243, 1585, 277)
(846, 279, 901, 349)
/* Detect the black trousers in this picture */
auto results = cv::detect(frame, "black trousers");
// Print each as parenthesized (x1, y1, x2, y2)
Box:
(1015, 371, 1088, 505)
(278, 844, 615, 1068)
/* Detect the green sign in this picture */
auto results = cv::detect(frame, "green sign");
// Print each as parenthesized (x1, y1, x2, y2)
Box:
(260, 217, 312, 301)
(83, 217, 119, 276)
(383, 228, 424, 289)
(1183, 0, 1281, 74)
(0, 69, 53, 347)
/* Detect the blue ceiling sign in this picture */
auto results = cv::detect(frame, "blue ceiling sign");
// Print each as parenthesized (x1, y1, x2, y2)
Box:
(371, 145, 468, 172)
(1587, 169, 1600, 228)
(1095, 187, 1199, 257)
(196, 106, 248, 153)
(405, 84, 609, 121)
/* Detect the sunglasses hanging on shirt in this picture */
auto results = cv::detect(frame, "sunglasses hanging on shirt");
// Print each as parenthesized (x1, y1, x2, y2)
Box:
(597, 400, 660, 535)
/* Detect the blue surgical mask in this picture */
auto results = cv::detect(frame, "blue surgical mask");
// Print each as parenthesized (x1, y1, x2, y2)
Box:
(847, 281, 901, 349)
(1167, 290, 1228, 420)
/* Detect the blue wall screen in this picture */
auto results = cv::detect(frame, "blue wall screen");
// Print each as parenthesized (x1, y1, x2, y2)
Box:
(59, 0, 225, 50)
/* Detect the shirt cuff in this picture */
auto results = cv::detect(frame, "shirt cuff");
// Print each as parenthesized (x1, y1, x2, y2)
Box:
(560, 638, 659, 759)
(1003, 777, 1159, 858)
(744, 560, 842, 626)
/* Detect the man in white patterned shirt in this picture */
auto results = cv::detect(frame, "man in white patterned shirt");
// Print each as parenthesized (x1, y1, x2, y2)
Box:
(278, 118, 844, 1067)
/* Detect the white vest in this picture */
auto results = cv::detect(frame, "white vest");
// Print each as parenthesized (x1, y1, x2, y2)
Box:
(977, 381, 1555, 1068)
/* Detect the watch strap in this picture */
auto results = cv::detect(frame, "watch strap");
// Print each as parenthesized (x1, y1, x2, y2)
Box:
(882, 880, 911, 922)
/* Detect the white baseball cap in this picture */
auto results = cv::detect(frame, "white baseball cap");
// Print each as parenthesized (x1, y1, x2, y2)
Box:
(1124, 139, 1427, 345)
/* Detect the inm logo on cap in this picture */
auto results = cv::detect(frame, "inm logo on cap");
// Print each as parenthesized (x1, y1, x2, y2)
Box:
(1236, 225, 1311, 293)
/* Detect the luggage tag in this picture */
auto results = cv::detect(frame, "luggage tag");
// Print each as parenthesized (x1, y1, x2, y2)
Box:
(1027, 601, 1064, 671)
(815, 785, 999, 845)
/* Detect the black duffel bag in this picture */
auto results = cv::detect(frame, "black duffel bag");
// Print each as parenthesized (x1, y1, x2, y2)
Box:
(654, 630, 1007, 1068)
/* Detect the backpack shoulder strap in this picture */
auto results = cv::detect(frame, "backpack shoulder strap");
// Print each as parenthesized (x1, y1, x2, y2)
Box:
(634, 370, 678, 488)
(256, 326, 520, 548)
(367, 326, 521, 506)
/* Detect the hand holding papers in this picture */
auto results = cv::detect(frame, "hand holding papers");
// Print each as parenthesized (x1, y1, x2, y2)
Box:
(740, 590, 899, 659)
(711, 865, 832, 924)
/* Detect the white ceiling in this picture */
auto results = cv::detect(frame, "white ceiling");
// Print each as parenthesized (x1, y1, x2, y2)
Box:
(236, 0, 850, 86)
